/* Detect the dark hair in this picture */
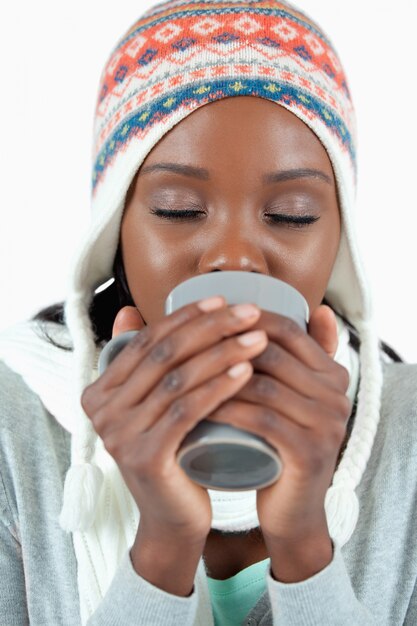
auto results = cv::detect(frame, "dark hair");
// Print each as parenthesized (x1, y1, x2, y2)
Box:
(32, 243, 130, 350)
(32, 246, 404, 363)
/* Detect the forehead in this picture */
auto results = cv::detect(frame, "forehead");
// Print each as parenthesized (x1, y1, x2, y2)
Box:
(139, 96, 333, 176)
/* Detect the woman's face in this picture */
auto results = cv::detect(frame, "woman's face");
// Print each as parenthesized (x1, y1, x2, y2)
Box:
(121, 96, 341, 324)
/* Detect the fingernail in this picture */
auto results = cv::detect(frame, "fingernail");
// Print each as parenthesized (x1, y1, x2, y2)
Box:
(237, 330, 267, 346)
(227, 361, 252, 378)
(197, 296, 225, 311)
(231, 303, 260, 319)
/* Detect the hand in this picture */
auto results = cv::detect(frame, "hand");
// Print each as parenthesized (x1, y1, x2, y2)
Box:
(80, 299, 268, 545)
(206, 305, 351, 581)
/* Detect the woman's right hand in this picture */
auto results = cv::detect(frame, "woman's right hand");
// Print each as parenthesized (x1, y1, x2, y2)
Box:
(80, 297, 268, 553)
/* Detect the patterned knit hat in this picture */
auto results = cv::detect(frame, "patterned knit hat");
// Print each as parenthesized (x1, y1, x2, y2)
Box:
(61, 0, 383, 548)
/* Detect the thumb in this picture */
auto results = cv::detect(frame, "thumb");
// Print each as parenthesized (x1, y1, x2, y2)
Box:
(112, 306, 145, 337)
(308, 304, 338, 359)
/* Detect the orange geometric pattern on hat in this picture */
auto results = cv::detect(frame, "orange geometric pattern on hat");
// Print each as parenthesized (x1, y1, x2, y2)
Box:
(92, 0, 355, 193)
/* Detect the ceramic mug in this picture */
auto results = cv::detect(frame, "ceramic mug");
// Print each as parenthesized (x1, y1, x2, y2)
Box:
(98, 271, 309, 491)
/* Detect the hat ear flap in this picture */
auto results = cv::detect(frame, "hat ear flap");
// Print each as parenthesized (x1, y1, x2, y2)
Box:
(60, 293, 103, 532)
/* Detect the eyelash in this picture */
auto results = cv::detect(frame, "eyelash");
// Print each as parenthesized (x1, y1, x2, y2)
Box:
(150, 208, 320, 229)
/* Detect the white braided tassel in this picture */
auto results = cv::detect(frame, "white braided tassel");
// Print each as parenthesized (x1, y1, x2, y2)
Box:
(325, 319, 383, 547)
(59, 461, 104, 532)
(325, 469, 359, 547)
(60, 291, 104, 532)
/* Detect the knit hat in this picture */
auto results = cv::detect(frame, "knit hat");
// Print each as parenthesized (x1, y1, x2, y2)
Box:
(61, 0, 383, 550)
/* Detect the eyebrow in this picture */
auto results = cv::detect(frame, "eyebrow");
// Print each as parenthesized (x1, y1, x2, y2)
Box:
(139, 162, 333, 185)
(140, 162, 210, 180)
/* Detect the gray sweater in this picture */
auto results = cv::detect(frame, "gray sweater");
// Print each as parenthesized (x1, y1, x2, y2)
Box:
(1, 358, 417, 626)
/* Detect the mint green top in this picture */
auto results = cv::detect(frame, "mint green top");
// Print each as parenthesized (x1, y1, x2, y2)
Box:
(207, 558, 270, 626)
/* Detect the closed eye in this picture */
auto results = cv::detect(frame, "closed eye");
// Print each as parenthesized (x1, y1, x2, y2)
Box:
(150, 208, 204, 220)
(265, 214, 320, 228)
(150, 208, 320, 229)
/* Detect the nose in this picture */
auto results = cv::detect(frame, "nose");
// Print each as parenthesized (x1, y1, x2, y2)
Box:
(197, 225, 269, 274)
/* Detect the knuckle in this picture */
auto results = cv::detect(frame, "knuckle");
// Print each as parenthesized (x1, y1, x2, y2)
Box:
(307, 448, 326, 474)
(327, 421, 347, 451)
(280, 316, 303, 339)
(252, 374, 278, 398)
(211, 398, 234, 420)
(104, 431, 123, 457)
(255, 343, 282, 367)
(81, 386, 95, 415)
(156, 460, 177, 482)
(128, 326, 152, 351)
(331, 361, 350, 388)
(200, 311, 231, 339)
(166, 397, 188, 422)
(106, 433, 150, 473)
(260, 408, 278, 431)
(303, 412, 346, 472)
(177, 304, 200, 323)
(320, 418, 346, 454)
(90, 405, 111, 434)
(327, 393, 351, 422)
(215, 308, 248, 336)
(302, 434, 330, 473)
(209, 341, 225, 361)
(162, 368, 184, 393)
(338, 395, 352, 420)
(200, 311, 219, 330)
(335, 419, 347, 442)
(204, 376, 220, 393)
(150, 336, 175, 363)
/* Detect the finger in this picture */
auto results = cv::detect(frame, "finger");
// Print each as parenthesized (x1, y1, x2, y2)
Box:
(94, 297, 227, 391)
(82, 296, 226, 414)
(95, 329, 267, 435)
(308, 305, 338, 359)
(250, 310, 334, 372)
(207, 399, 347, 475)
(112, 306, 146, 336)
(251, 340, 350, 396)
(207, 399, 308, 465)
(233, 373, 351, 429)
(152, 361, 254, 458)
(84, 302, 263, 427)
(102, 360, 255, 458)
(137, 330, 268, 427)
(109, 303, 263, 411)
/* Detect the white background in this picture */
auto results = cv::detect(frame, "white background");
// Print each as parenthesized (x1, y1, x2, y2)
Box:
(1, 0, 416, 361)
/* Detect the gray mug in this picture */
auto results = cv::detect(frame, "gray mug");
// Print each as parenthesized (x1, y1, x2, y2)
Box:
(98, 271, 309, 491)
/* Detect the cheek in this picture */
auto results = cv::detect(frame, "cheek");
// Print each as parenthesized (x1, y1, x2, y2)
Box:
(120, 215, 194, 321)
(278, 219, 340, 312)
(122, 207, 159, 275)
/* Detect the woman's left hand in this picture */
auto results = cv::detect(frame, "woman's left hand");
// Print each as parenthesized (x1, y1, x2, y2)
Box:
(206, 304, 351, 581)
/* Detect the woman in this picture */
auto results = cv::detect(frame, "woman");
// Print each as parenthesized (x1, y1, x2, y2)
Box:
(1, 1, 416, 624)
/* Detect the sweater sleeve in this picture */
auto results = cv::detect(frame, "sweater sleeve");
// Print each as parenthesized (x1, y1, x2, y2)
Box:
(87, 549, 200, 626)
(0, 473, 30, 626)
(265, 546, 376, 625)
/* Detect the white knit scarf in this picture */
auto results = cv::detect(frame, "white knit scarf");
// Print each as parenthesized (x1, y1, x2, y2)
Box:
(0, 313, 360, 623)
